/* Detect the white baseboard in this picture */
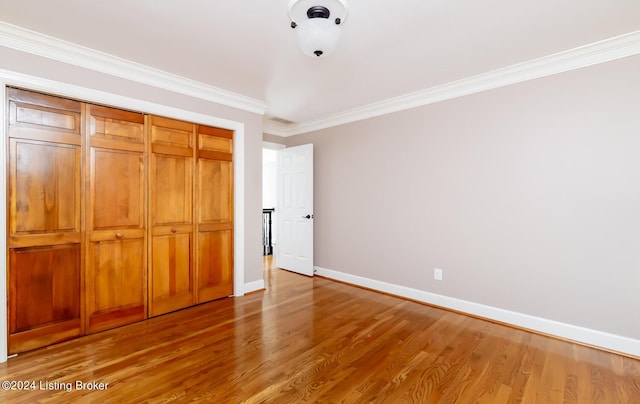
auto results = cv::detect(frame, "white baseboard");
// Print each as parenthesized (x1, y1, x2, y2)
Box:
(314, 266, 640, 358)
(243, 279, 265, 294)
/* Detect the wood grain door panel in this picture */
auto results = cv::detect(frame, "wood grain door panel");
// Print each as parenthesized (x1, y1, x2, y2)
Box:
(88, 104, 145, 151)
(8, 244, 82, 354)
(6, 88, 84, 354)
(10, 139, 80, 235)
(197, 230, 233, 303)
(86, 105, 147, 333)
(86, 238, 146, 333)
(150, 234, 193, 316)
(91, 149, 145, 229)
(148, 116, 195, 316)
(7, 87, 81, 145)
(152, 154, 192, 226)
(150, 115, 193, 150)
(195, 126, 234, 304)
(198, 159, 233, 225)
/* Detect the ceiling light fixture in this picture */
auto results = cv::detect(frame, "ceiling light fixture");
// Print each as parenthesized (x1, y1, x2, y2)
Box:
(288, 0, 348, 57)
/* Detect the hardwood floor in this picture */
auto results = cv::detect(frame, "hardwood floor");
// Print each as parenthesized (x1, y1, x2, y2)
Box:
(1, 256, 639, 403)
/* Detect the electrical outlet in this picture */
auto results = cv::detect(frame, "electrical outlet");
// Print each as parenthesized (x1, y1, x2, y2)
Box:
(434, 268, 443, 281)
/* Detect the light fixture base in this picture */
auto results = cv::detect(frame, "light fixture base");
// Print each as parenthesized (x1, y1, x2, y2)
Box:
(288, 0, 348, 57)
(288, 0, 348, 25)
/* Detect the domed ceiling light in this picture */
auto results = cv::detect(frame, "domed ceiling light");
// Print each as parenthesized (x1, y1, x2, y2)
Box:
(288, 0, 348, 57)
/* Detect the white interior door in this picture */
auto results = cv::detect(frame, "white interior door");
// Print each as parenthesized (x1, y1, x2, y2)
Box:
(276, 143, 314, 276)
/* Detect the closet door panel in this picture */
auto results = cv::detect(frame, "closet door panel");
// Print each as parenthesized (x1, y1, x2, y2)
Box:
(88, 104, 145, 150)
(197, 229, 233, 302)
(148, 116, 195, 316)
(149, 153, 195, 316)
(153, 154, 192, 225)
(6, 88, 84, 354)
(150, 233, 193, 316)
(91, 149, 145, 229)
(196, 126, 233, 304)
(86, 238, 145, 332)
(86, 105, 146, 334)
(8, 245, 82, 353)
(9, 139, 81, 237)
(198, 159, 233, 225)
(150, 116, 193, 149)
(7, 87, 81, 145)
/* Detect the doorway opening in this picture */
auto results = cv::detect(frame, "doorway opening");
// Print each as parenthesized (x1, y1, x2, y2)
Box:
(262, 143, 284, 273)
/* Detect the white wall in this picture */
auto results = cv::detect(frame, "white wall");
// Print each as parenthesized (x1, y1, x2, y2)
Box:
(262, 149, 278, 209)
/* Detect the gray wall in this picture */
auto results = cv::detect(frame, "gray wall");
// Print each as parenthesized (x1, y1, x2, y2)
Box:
(286, 55, 640, 340)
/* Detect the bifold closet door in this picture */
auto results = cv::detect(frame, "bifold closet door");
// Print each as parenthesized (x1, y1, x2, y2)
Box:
(196, 125, 234, 303)
(85, 105, 147, 334)
(6, 88, 84, 354)
(148, 116, 196, 317)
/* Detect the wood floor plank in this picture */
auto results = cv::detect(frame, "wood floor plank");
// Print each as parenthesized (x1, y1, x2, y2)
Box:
(0, 256, 638, 403)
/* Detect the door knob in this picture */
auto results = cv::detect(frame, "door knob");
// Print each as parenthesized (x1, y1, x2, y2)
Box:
(302, 214, 313, 219)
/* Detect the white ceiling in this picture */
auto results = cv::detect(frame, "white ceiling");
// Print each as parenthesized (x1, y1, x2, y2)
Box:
(1, 0, 639, 135)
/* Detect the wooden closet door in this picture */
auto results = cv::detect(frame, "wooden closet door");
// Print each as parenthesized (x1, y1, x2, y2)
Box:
(6, 88, 84, 354)
(196, 126, 234, 303)
(148, 116, 196, 317)
(85, 105, 147, 334)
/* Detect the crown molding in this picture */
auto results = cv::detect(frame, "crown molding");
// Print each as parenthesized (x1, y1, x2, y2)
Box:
(2, 20, 638, 134)
(264, 29, 640, 137)
(0, 21, 269, 115)
(262, 119, 297, 137)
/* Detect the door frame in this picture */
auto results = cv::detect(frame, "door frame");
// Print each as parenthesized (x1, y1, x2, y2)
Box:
(0, 69, 248, 363)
